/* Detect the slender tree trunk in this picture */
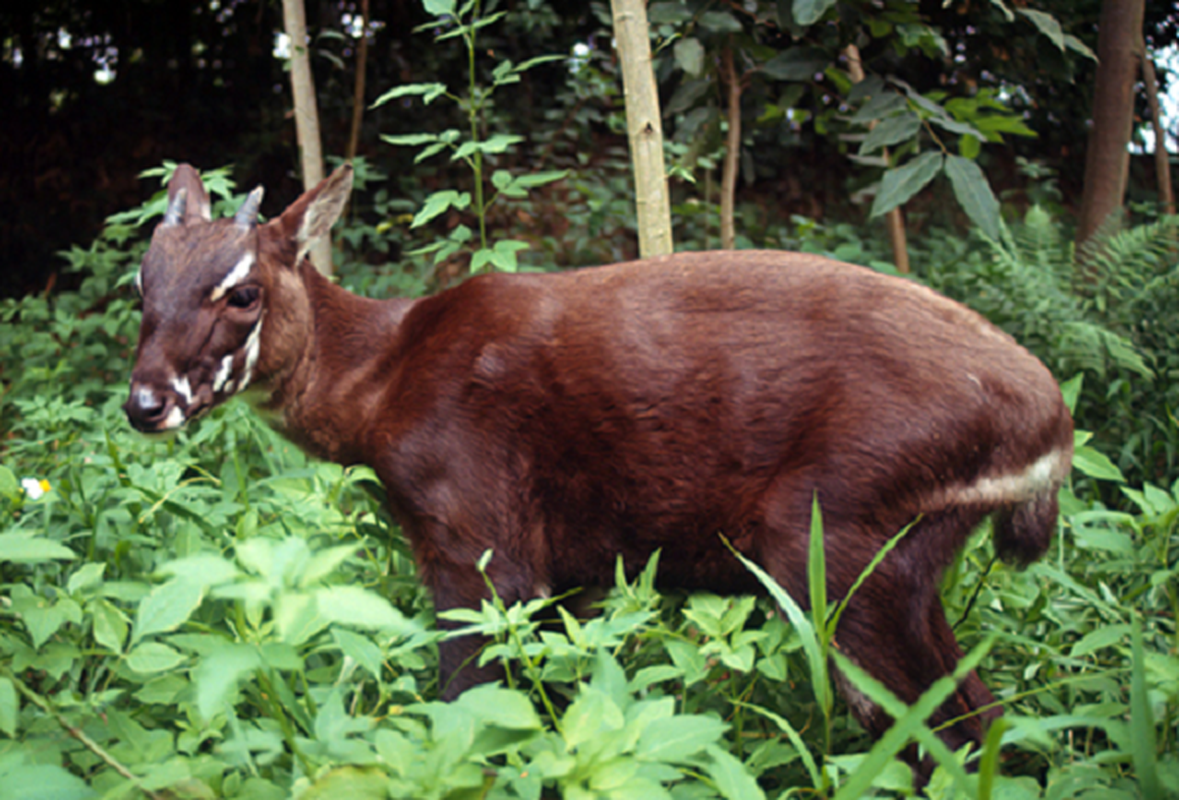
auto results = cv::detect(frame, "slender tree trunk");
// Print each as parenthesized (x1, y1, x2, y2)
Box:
(610, 0, 673, 258)
(1076, 0, 1145, 249)
(1142, 49, 1175, 215)
(845, 43, 909, 273)
(281, 0, 332, 274)
(346, 0, 370, 165)
(720, 43, 741, 251)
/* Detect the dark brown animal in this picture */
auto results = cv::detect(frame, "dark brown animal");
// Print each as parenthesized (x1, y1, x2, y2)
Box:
(125, 164, 1073, 765)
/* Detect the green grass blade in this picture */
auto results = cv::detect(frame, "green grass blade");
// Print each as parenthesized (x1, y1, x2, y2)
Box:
(826, 519, 916, 640)
(1129, 615, 1162, 799)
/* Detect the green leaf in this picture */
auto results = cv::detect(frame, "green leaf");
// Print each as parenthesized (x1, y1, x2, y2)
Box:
(333, 628, 386, 681)
(1018, 9, 1064, 51)
(195, 643, 262, 720)
(0, 533, 76, 563)
(675, 38, 704, 78)
(1129, 617, 1163, 799)
(371, 82, 448, 108)
(792, 0, 837, 26)
(0, 765, 96, 800)
(315, 586, 410, 631)
(699, 11, 742, 33)
(945, 154, 1001, 240)
(705, 744, 767, 800)
(636, 715, 727, 763)
(127, 642, 187, 673)
(1070, 623, 1130, 658)
(762, 48, 828, 81)
(67, 562, 106, 594)
(648, 3, 694, 24)
(859, 112, 921, 154)
(0, 464, 17, 495)
(411, 190, 471, 228)
(870, 151, 943, 218)
(0, 676, 17, 737)
(806, 496, 826, 675)
(423, 0, 456, 15)
(92, 598, 130, 653)
(132, 579, 204, 644)
(379, 133, 441, 147)
(1072, 445, 1125, 482)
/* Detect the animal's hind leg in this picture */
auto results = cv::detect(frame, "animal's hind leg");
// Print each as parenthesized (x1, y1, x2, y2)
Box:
(829, 562, 994, 763)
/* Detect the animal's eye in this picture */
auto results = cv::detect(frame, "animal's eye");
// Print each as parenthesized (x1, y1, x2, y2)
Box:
(228, 286, 259, 309)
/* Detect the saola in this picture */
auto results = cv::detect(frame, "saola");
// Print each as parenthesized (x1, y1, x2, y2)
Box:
(125, 163, 1073, 771)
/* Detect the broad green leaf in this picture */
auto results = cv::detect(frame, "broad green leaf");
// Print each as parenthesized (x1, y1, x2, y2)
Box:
(675, 38, 704, 77)
(699, 10, 742, 33)
(315, 586, 409, 631)
(793, 0, 836, 26)
(0, 464, 17, 495)
(194, 643, 262, 719)
(127, 641, 187, 673)
(301, 767, 388, 800)
(636, 715, 727, 763)
(411, 190, 470, 228)
(762, 48, 828, 81)
(92, 598, 130, 653)
(648, 3, 694, 24)
(1072, 445, 1125, 482)
(705, 744, 767, 800)
(1070, 624, 1130, 658)
(456, 684, 542, 730)
(1063, 33, 1096, 60)
(300, 544, 357, 587)
(159, 554, 240, 587)
(870, 151, 943, 218)
(859, 112, 921, 155)
(67, 562, 106, 594)
(423, 0, 456, 16)
(333, 628, 385, 681)
(0, 764, 96, 800)
(1019, 9, 1064, 51)
(0, 676, 17, 737)
(0, 533, 76, 563)
(945, 154, 1001, 240)
(133, 579, 204, 644)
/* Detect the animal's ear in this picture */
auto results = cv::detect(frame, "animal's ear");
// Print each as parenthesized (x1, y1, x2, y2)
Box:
(162, 164, 212, 226)
(270, 164, 354, 267)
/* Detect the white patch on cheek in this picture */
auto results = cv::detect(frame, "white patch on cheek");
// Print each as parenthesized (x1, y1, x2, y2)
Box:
(133, 268, 143, 295)
(172, 376, 193, 406)
(210, 253, 256, 302)
(212, 354, 235, 394)
(160, 405, 186, 431)
(239, 315, 264, 390)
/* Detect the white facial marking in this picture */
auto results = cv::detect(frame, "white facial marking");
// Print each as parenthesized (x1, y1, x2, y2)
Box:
(172, 375, 193, 406)
(212, 355, 235, 394)
(135, 386, 157, 410)
(133, 268, 143, 295)
(239, 315, 264, 390)
(209, 253, 256, 302)
(161, 405, 186, 431)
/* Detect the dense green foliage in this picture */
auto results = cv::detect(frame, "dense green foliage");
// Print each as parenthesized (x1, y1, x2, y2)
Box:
(1, 161, 1177, 798)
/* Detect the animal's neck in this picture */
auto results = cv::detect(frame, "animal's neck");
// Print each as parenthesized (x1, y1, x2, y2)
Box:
(257, 263, 416, 464)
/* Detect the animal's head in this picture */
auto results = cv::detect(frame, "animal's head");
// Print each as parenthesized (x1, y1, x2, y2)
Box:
(124, 163, 353, 433)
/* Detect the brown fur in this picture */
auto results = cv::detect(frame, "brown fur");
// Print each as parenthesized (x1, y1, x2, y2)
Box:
(125, 165, 1074, 772)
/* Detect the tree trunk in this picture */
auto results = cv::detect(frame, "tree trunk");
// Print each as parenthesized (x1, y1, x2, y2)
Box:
(1076, 0, 1145, 249)
(346, 0, 370, 165)
(610, 0, 673, 258)
(845, 43, 909, 273)
(281, 0, 332, 274)
(720, 43, 741, 251)
(1142, 49, 1175, 216)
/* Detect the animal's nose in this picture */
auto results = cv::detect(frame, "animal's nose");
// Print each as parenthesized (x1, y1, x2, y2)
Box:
(124, 383, 177, 432)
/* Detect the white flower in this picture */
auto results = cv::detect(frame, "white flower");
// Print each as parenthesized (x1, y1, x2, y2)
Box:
(21, 478, 50, 500)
